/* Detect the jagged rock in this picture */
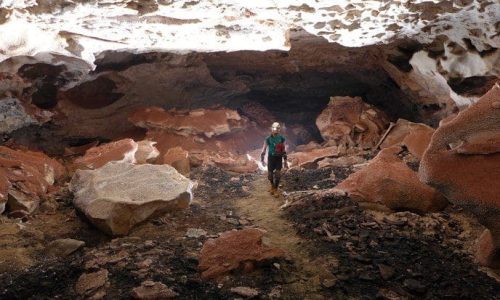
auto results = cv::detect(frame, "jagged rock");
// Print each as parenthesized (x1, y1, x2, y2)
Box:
(73, 139, 138, 170)
(46, 238, 85, 257)
(131, 281, 178, 299)
(70, 162, 192, 235)
(316, 96, 389, 149)
(335, 146, 448, 213)
(289, 146, 340, 169)
(199, 229, 285, 279)
(135, 140, 160, 164)
(380, 119, 435, 159)
(420, 84, 500, 267)
(75, 269, 109, 298)
(162, 147, 190, 176)
(129, 107, 247, 138)
(0, 146, 65, 214)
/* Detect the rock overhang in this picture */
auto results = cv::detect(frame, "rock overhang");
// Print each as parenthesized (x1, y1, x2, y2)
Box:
(1, 0, 498, 67)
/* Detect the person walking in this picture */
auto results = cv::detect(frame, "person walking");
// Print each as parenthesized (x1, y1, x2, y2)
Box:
(260, 122, 288, 197)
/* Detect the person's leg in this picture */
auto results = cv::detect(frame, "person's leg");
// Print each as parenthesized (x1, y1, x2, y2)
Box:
(268, 156, 276, 190)
(272, 157, 283, 190)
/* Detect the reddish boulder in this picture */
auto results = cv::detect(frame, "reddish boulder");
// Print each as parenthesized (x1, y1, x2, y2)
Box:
(162, 147, 190, 176)
(419, 84, 500, 267)
(380, 119, 435, 160)
(199, 229, 285, 280)
(316, 96, 389, 149)
(335, 146, 448, 213)
(0, 146, 65, 214)
(74, 139, 138, 170)
(288, 146, 340, 169)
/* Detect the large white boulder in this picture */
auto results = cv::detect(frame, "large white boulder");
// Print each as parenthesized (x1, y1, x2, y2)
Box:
(70, 162, 192, 235)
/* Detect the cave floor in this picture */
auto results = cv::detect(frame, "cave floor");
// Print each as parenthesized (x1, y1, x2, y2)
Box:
(0, 166, 499, 299)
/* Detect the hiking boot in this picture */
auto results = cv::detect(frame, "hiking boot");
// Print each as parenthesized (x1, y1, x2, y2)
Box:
(272, 188, 280, 198)
(269, 186, 276, 194)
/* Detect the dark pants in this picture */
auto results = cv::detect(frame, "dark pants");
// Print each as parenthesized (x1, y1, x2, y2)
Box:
(268, 155, 283, 188)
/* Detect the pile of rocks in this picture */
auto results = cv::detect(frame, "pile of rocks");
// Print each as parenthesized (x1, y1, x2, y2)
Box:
(129, 106, 264, 174)
(316, 96, 389, 149)
(285, 191, 500, 299)
(0, 146, 65, 215)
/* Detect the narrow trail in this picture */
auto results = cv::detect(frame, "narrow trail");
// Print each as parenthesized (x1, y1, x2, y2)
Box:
(234, 176, 335, 299)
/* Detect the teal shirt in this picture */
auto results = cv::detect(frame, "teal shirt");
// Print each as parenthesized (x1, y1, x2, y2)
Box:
(266, 134, 285, 156)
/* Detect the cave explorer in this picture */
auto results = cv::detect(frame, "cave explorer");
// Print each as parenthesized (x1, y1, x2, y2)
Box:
(260, 122, 288, 197)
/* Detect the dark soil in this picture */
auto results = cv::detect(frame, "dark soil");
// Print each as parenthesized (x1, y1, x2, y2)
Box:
(0, 256, 84, 299)
(283, 166, 353, 191)
(285, 191, 500, 299)
(190, 165, 254, 200)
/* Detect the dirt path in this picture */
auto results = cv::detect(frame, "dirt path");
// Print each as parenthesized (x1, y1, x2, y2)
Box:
(234, 176, 335, 299)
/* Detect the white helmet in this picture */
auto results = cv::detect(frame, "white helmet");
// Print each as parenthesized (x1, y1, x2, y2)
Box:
(271, 122, 281, 133)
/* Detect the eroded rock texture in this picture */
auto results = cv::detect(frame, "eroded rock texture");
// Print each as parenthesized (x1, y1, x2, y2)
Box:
(0, 0, 497, 149)
(419, 84, 500, 267)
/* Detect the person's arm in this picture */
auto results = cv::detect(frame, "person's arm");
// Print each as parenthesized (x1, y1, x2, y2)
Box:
(260, 141, 267, 163)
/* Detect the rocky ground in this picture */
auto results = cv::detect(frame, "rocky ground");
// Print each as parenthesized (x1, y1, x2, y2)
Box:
(0, 162, 498, 299)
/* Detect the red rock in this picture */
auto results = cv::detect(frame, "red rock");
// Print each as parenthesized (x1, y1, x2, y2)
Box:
(419, 85, 500, 267)
(335, 146, 448, 213)
(212, 153, 258, 174)
(288, 146, 340, 169)
(0, 146, 65, 214)
(199, 229, 285, 280)
(316, 96, 389, 149)
(476, 229, 500, 268)
(380, 119, 435, 160)
(73, 138, 138, 170)
(162, 147, 190, 176)
(129, 107, 247, 138)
